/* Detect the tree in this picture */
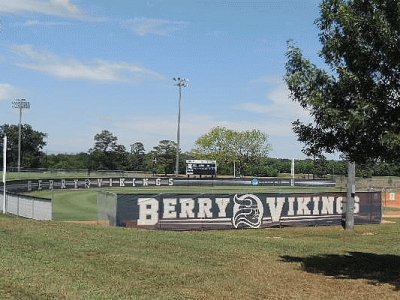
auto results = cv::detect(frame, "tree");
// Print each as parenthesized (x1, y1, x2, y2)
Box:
(194, 127, 271, 176)
(285, 0, 400, 229)
(129, 142, 146, 171)
(88, 130, 127, 170)
(47, 153, 89, 169)
(150, 140, 177, 175)
(0, 124, 47, 169)
(91, 130, 118, 153)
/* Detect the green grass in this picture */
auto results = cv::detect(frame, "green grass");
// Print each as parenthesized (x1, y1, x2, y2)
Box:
(29, 189, 98, 221)
(385, 206, 400, 212)
(0, 214, 399, 299)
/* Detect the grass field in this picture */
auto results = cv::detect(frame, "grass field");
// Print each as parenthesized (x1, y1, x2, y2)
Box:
(0, 213, 399, 299)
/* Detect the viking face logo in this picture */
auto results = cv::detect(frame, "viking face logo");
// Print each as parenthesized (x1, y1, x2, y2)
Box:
(232, 194, 264, 228)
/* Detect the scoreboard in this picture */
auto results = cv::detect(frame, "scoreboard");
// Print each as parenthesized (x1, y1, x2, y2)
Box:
(186, 160, 217, 176)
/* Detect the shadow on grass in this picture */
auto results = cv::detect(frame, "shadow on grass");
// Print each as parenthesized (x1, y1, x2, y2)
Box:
(281, 252, 400, 290)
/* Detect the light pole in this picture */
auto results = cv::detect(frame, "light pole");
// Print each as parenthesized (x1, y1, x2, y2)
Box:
(173, 77, 188, 176)
(12, 99, 30, 173)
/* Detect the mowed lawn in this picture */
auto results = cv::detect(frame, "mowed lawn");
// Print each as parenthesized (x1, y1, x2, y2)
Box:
(0, 213, 399, 299)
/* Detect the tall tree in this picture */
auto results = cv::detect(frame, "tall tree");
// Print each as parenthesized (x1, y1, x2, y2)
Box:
(150, 140, 177, 175)
(91, 130, 118, 153)
(129, 142, 146, 170)
(194, 127, 271, 176)
(0, 124, 47, 169)
(285, 0, 400, 229)
(89, 130, 127, 170)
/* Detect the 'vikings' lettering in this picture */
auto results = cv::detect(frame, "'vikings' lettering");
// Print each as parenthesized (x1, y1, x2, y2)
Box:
(336, 197, 343, 213)
(312, 197, 320, 215)
(321, 196, 335, 214)
(267, 197, 285, 222)
(288, 197, 295, 216)
(340, 196, 360, 214)
(354, 196, 360, 213)
(12, 177, 174, 192)
(297, 197, 311, 215)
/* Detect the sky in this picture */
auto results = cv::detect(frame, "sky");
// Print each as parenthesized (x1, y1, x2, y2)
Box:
(0, 0, 329, 159)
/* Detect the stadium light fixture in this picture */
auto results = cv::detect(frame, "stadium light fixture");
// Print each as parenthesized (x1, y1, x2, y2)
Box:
(12, 99, 30, 173)
(173, 77, 189, 176)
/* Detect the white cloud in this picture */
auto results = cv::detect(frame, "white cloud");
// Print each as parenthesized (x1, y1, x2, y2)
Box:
(11, 44, 164, 82)
(237, 80, 310, 122)
(0, 0, 88, 20)
(0, 83, 18, 101)
(22, 19, 69, 27)
(123, 17, 188, 36)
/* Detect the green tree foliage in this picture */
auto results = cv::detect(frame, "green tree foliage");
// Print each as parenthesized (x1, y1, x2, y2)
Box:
(88, 130, 127, 170)
(46, 153, 89, 169)
(0, 124, 47, 169)
(194, 127, 271, 176)
(285, 0, 400, 163)
(129, 142, 146, 171)
(149, 140, 177, 175)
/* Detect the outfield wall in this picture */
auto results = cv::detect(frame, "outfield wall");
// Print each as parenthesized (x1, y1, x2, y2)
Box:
(99, 192, 382, 230)
(0, 192, 52, 220)
(2, 177, 335, 194)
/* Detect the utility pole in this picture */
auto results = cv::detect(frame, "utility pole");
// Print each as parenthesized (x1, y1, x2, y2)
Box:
(2, 135, 7, 214)
(12, 99, 30, 172)
(345, 161, 355, 230)
(173, 77, 188, 176)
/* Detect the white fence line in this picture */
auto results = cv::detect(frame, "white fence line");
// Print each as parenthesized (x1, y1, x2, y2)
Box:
(1, 192, 52, 220)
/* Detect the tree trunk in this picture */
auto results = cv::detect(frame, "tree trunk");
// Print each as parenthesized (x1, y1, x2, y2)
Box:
(345, 161, 355, 230)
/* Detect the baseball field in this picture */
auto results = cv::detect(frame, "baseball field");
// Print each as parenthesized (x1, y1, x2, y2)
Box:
(0, 186, 399, 299)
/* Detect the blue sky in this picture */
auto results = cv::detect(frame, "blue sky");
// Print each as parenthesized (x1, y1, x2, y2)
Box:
(0, 0, 326, 159)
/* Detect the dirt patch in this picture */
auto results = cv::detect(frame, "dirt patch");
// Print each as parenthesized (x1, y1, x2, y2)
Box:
(383, 212, 400, 218)
(382, 220, 396, 224)
(63, 220, 105, 225)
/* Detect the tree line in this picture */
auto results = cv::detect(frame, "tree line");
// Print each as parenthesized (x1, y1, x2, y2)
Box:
(1, 123, 399, 177)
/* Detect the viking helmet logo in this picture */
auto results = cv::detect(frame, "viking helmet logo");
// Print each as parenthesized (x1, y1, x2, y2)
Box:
(232, 194, 264, 228)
